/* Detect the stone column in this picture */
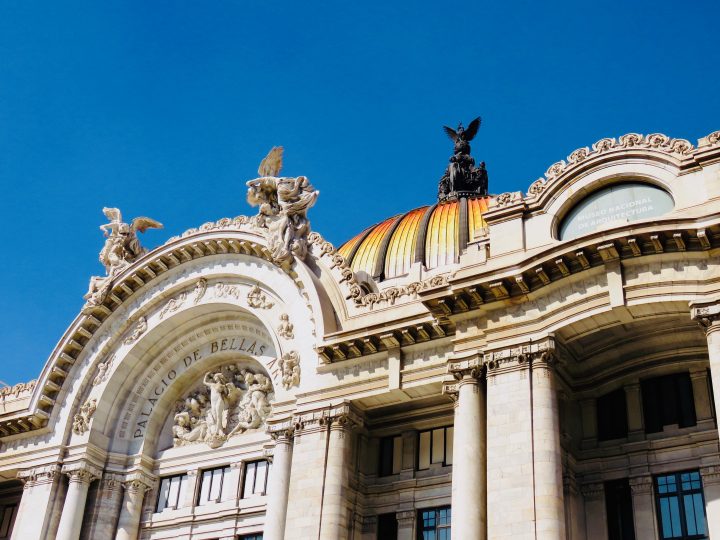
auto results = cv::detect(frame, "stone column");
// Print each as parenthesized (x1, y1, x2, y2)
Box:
(115, 472, 154, 540)
(396, 510, 415, 540)
(700, 465, 720, 540)
(531, 350, 566, 540)
(264, 426, 294, 540)
(12, 465, 62, 540)
(319, 407, 360, 540)
(629, 476, 657, 539)
(444, 353, 486, 539)
(83, 473, 124, 539)
(56, 462, 102, 540)
(691, 302, 720, 422)
(581, 483, 608, 540)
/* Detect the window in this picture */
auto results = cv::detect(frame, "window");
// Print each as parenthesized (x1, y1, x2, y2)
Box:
(239, 534, 263, 540)
(417, 507, 451, 540)
(417, 427, 453, 470)
(197, 466, 234, 506)
(377, 513, 398, 539)
(642, 373, 696, 433)
(655, 471, 707, 539)
(0, 503, 18, 540)
(242, 460, 271, 498)
(605, 478, 635, 540)
(156, 474, 188, 512)
(378, 436, 403, 476)
(597, 388, 629, 441)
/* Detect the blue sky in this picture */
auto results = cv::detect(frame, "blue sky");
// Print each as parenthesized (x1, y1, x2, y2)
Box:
(0, 1, 718, 384)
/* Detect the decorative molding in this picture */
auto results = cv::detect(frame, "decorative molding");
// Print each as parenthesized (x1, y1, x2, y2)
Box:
(17, 464, 61, 488)
(700, 465, 720, 485)
(690, 301, 720, 333)
(629, 476, 654, 494)
(580, 482, 605, 500)
(525, 132, 696, 197)
(0, 380, 36, 399)
(72, 398, 97, 435)
(292, 403, 363, 434)
(123, 471, 155, 493)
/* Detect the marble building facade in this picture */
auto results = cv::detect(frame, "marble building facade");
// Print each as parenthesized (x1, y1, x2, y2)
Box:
(0, 131, 720, 539)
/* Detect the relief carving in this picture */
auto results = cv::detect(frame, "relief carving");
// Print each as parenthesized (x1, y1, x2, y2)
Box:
(172, 364, 274, 448)
(277, 313, 294, 339)
(92, 354, 115, 386)
(247, 285, 274, 309)
(159, 292, 187, 320)
(72, 398, 97, 435)
(193, 278, 208, 304)
(246, 146, 319, 267)
(278, 351, 301, 389)
(123, 317, 147, 345)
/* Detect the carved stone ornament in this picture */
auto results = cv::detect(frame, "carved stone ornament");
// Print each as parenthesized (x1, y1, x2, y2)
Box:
(72, 398, 97, 435)
(0, 379, 36, 398)
(246, 147, 319, 267)
(247, 284, 274, 309)
(123, 316, 147, 345)
(193, 278, 208, 304)
(278, 351, 301, 389)
(92, 354, 115, 386)
(172, 363, 274, 449)
(159, 291, 187, 320)
(277, 313, 294, 339)
(83, 208, 163, 311)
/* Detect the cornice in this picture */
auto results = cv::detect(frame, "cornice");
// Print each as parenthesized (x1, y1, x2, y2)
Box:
(421, 220, 719, 319)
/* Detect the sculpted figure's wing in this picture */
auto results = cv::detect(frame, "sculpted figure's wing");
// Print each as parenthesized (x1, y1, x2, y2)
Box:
(258, 146, 284, 177)
(464, 117, 482, 141)
(102, 207, 122, 222)
(131, 217, 164, 233)
(443, 126, 458, 141)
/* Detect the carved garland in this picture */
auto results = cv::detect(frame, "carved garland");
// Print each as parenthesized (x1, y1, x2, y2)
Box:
(524, 132, 700, 198)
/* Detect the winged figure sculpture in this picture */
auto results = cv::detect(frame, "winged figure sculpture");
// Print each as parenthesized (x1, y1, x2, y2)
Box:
(98, 207, 163, 274)
(258, 146, 284, 178)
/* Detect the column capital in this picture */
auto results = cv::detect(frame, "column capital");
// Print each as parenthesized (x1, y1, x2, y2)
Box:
(292, 402, 363, 434)
(102, 472, 125, 493)
(700, 465, 720, 486)
(629, 476, 654, 494)
(62, 461, 103, 484)
(581, 482, 605, 500)
(361, 515, 377, 534)
(396, 509, 416, 528)
(122, 470, 156, 493)
(483, 335, 557, 375)
(267, 420, 295, 442)
(690, 300, 720, 334)
(17, 463, 61, 488)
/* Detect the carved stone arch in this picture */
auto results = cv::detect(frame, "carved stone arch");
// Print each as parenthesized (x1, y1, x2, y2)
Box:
(89, 306, 282, 456)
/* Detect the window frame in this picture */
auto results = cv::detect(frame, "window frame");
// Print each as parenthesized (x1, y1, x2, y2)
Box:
(241, 459, 271, 499)
(654, 470, 708, 540)
(196, 465, 233, 506)
(155, 473, 188, 513)
(416, 506, 451, 540)
(416, 426, 453, 470)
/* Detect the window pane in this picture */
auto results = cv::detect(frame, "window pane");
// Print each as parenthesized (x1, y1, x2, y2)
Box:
(418, 432, 431, 470)
(692, 493, 706, 534)
(676, 373, 696, 428)
(392, 436, 403, 474)
(198, 470, 212, 505)
(431, 428, 445, 464)
(209, 468, 223, 501)
(445, 427, 454, 466)
(167, 477, 180, 509)
(221, 467, 235, 501)
(255, 461, 268, 495)
(157, 478, 170, 511)
(176, 476, 187, 509)
(243, 463, 257, 498)
(668, 497, 682, 537)
(379, 437, 394, 476)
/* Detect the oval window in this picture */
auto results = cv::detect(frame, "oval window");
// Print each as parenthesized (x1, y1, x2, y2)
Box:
(558, 182, 674, 240)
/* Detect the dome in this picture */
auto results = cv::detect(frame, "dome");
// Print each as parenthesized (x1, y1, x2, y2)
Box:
(338, 196, 492, 281)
